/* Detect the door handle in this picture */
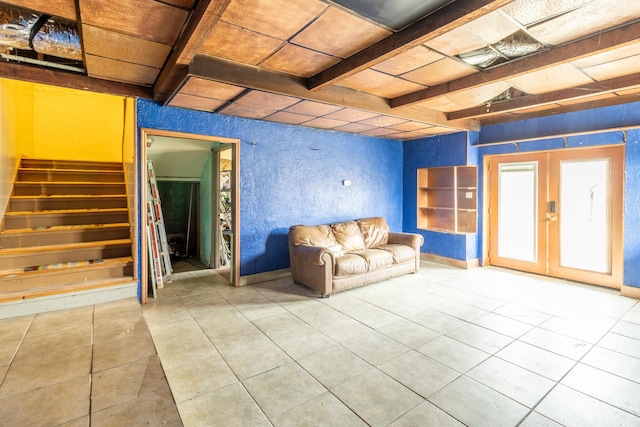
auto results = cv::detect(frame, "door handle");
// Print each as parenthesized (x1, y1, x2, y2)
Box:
(545, 214, 557, 222)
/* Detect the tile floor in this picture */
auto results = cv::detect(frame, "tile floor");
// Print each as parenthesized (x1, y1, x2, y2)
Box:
(2, 260, 640, 426)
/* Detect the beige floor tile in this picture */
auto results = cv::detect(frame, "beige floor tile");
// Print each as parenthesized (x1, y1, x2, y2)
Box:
(0, 315, 32, 341)
(92, 329, 156, 373)
(243, 362, 326, 418)
(496, 340, 575, 381)
(14, 323, 92, 361)
(598, 332, 640, 358)
(164, 353, 237, 402)
(429, 376, 529, 426)
(297, 345, 372, 389)
(58, 416, 90, 427)
(0, 339, 19, 366)
(612, 319, 640, 340)
(332, 368, 423, 427)
(177, 382, 266, 427)
(377, 318, 440, 348)
(408, 309, 466, 334)
(268, 324, 336, 359)
(378, 350, 460, 398)
(94, 315, 148, 343)
(519, 327, 592, 360)
(252, 311, 307, 337)
(417, 335, 489, 373)
(91, 355, 168, 413)
(471, 312, 534, 338)
(151, 329, 218, 371)
(217, 335, 291, 380)
(271, 391, 367, 427)
(0, 364, 9, 383)
(0, 375, 90, 427)
(582, 345, 640, 383)
(493, 303, 552, 326)
(562, 363, 640, 416)
(389, 400, 464, 426)
(446, 323, 513, 354)
(467, 357, 555, 408)
(320, 294, 402, 328)
(27, 306, 93, 336)
(341, 329, 411, 366)
(519, 412, 563, 427)
(536, 384, 640, 426)
(142, 303, 193, 327)
(0, 345, 91, 397)
(91, 384, 183, 427)
(540, 315, 615, 344)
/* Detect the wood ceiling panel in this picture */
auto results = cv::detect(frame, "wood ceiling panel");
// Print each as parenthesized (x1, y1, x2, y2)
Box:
(264, 111, 315, 125)
(501, 0, 590, 27)
(558, 93, 617, 106)
(283, 100, 343, 116)
(513, 103, 561, 114)
(415, 126, 456, 135)
(79, 0, 188, 45)
(339, 69, 426, 98)
(291, 7, 391, 59)
(303, 117, 350, 129)
(372, 46, 444, 76)
(323, 108, 379, 122)
(386, 121, 432, 132)
(401, 58, 477, 86)
(333, 123, 378, 133)
(573, 43, 640, 70)
(169, 93, 227, 111)
(261, 44, 341, 78)
(358, 116, 408, 127)
(180, 77, 245, 101)
(219, 103, 278, 119)
(3, 0, 76, 19)
(85, 55, 160, 85)
(161, 0, 195, 9)
(200, 22, 283, 65)
(615, 87, 640, 96)
(505, 64, 593, 95)
(446, 81, 511, 109)
(235, 91, 301, 111)
(360, 127, 403, 137)
(221, 0, 328, 40)
(425, 10, 520, 56)
(527, 0, 640, 46)
(388, 131, 427, 140)
(82, 25, 171, 69)
(582, 55, 640, 82)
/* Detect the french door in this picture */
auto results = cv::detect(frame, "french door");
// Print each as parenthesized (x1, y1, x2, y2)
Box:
(488, 146, 624, 288)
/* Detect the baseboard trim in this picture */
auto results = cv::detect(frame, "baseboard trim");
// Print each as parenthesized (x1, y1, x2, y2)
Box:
(421, 253, 479, 270)
(239, 268, 291, 286)
(621, 284, 640, 299)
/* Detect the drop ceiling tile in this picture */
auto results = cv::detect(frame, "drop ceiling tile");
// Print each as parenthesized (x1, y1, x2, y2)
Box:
(372, 46, 444, 76)
(332, 123, 377, 133)
(169, 94, 227, 112)
(85, 55, 159, 85)
(180, 77, 246, 101)
(501, 0, 590, 26)
(581, 55, 640, 81)
(291, 6, 391, 58)
(221, 0, 328, 40)
(506, 64, 593, 95)
(360, 127, 402, 137)
(339, 69, 426, 98)
(387, 131, 425, 140)
(446, 81, 512, 109)
(264, 111, 315, 125)
(79, 0, 188, 45)
(385, 121, 432, 132)
(261, 44, 341, 78)
(527, 0, 640, 45)
(235, 91, 301, 110)
(161, 0, 194, 8)
(558, 92, 617, 106)
(283, 101, 343, 116)
(5, 0, 77, 19)
(425, 10, 520, 56)
(416, 126, 456, 135)
(82, 25, 171, 68)
(218, 103, 276, 119)
(304, 117, 350, 129)
(358, 116, 408, 127)
(402, 58, 477, 86)
(201, 22, 283, 66)
(412, 95, 456, 111)
(324, 108, 380, 122)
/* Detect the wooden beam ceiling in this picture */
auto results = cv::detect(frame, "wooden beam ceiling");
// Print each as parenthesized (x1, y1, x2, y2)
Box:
(186, 55, 477, 131)
(154, 0, 231, 101)
(448, 72, 640, 120)
(307, 0, 515, 91)
(391, 19, 640, 108)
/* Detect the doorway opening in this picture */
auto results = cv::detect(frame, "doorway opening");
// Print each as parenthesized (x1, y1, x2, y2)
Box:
(485, 145, 624, 288)
(140, 129, 240, 302)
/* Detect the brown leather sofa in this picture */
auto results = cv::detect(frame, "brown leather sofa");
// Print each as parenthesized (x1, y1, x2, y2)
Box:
(288, 217, 423, 297)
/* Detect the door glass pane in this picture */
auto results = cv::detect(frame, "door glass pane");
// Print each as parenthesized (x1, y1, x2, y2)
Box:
(498, 162, 538, 262)
(559, 159, 610, 273)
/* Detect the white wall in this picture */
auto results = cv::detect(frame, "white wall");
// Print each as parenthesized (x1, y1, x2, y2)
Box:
(0, 80, 19, 222)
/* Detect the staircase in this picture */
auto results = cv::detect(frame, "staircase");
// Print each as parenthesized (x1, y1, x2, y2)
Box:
(0, 159, 135, 303)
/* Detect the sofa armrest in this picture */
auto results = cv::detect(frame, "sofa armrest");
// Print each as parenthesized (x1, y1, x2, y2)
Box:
(289, 244, 334, 297)
(291, 245, 333, 265)
(388, 232, 423, 249)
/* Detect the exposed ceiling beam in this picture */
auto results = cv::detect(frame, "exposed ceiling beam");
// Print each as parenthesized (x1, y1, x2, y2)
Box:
(154, 0, 231, 102)
(308, 0, 515, 90)
(392, 19, 640, 108)
(448, 73, 640, 120)
(187, 55, 477, 131)
(0, 61, 152, 98)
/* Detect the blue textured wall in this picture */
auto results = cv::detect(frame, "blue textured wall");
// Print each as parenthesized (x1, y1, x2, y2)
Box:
(403, 132, 477, 261)
(137, 99, 403, 277)
(623, 130, 640, 287)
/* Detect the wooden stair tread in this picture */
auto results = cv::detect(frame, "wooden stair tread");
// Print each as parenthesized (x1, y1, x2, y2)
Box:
(19, 167, 122, 173)
(6, 207, 128, 216)
(1, 222, 130, 235)
(15, 181, 125, 185)
(11, 195, 126, 199)
(0, 239, 132, 255)
(0, 257, 133, 278)
(0, 276, 136, 303)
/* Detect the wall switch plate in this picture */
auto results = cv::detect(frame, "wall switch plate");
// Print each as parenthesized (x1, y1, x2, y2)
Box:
(343, 180, 351, 186)
(466, 192, 473, 198)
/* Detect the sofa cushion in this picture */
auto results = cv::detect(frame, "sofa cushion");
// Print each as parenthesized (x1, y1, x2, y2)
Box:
(334, 253, 368, 275)
(380, 244, 416, 264)
(331, 221, 366, 252)
(290, 224, 337, 247)
(354, 249, 393, 271)
(357, 217, 389, 248)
